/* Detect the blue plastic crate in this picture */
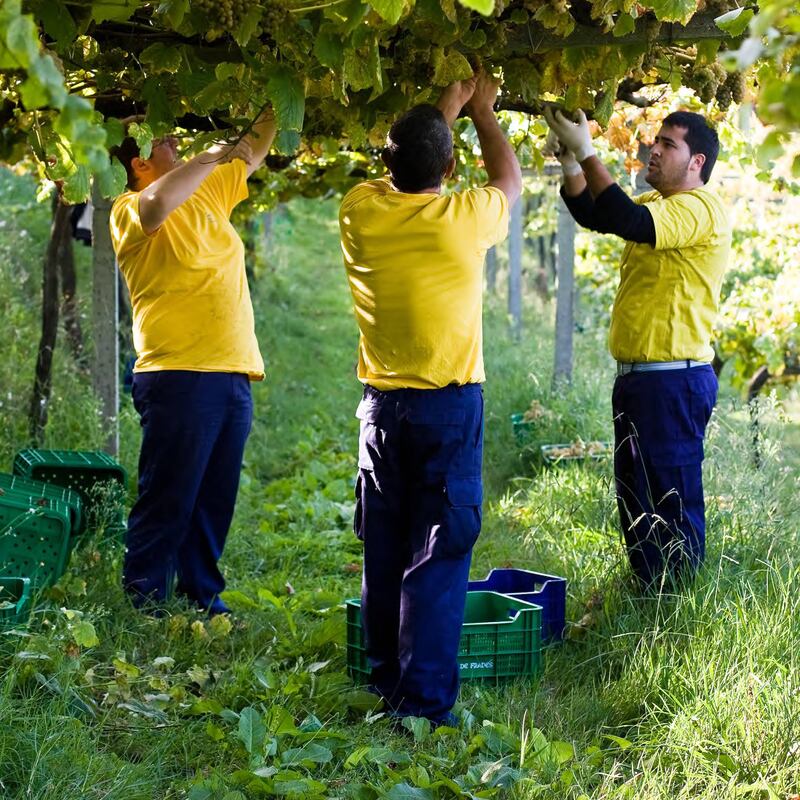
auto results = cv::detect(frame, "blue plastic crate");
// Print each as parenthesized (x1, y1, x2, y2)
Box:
(468, 568, 567, 643)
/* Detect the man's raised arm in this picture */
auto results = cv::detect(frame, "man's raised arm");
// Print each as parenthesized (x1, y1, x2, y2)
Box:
(465, 73, 522, 206)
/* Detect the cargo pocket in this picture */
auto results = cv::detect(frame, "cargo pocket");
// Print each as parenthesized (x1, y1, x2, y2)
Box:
(431, 476, 483, 558)
(353, 471, 366, 541)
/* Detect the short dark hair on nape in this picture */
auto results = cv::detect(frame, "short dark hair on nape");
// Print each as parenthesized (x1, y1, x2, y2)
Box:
(663, 111, 719, 184)
(109, 136, 142, 191)
(383, 104, 453, 193)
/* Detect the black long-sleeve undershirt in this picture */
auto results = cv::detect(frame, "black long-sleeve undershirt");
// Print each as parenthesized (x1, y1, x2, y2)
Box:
(560, 183, 656, 245)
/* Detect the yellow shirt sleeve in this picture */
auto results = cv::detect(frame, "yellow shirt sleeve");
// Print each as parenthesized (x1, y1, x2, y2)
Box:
(460, 186, 509, 250)
(110, 192, 149, 259)
(202, 160, 249, 216)
(643, 191, 717, 251)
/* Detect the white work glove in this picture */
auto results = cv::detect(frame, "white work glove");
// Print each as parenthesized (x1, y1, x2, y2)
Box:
(543, 129, 583, 176)
(543, 106, 596, 163)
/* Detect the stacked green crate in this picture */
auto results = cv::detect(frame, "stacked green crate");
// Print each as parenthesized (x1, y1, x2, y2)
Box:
(346, 592, 542, 685)
(0, 576, 31, 630)
(13, 449, 127, 538)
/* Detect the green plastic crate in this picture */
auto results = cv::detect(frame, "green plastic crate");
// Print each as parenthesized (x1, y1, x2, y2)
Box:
(13, 449, 127, 534)
(0, 473, 84, 539)
(0, 576, 31, 630)
(510, 413, 535, 446)
(346, 591, 543, 684)
(0, 492, 71, 588)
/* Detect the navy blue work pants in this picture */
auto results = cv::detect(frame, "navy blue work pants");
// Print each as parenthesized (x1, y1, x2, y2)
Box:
(354, 384, 484, 722)
(612, 365, 717, 587)
(125, 371, 253, 614)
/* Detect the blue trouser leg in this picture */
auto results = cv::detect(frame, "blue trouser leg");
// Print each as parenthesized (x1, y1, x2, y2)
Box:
(176, 375, 252, 613)
(355, 384, 483, 721)
(125, 371, 252, 611)
(612, 365, 717, 586)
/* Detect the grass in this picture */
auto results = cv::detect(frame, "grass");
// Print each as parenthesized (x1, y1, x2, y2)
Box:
(0, 175, 798, 799)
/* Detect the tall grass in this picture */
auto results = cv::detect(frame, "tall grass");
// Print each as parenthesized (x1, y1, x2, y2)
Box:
(0, 181, 797, 798)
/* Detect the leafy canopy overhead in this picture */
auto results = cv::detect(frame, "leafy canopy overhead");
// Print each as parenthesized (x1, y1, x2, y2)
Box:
(0, 0, 794, 200)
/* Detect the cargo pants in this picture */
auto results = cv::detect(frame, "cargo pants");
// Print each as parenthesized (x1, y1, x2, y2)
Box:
(354, 383, 484, 722)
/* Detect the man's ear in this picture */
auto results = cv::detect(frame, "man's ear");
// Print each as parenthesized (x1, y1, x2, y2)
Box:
(691, 152, 706, 175)
(443, 155, 456, 180)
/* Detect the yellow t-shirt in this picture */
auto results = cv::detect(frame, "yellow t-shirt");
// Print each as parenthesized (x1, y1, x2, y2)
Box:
(609, 186, 731, 363)
(340, 178, 509, 390)
(109, 160, 264, 379)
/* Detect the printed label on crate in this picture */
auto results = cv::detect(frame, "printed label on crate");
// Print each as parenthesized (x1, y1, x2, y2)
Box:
(461, 660, 493, 671)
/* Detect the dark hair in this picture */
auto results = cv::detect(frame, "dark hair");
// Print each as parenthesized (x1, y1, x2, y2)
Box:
(662, 111, 719, 183)
(383, 104, 453, 193)
(110, 136, 142, 190)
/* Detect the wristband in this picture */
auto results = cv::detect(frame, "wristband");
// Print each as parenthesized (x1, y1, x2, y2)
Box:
(574, 144, 596, 162)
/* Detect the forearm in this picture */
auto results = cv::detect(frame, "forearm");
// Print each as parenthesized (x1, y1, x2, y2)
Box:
(138, 154, 219, 234)
(561, 184, 655, 244)
(436, 95, 462, 128)
(562, 170, 587, 198)
(579, 155, 615, 200)
(244, 111, 277, 175)
(470, 107, 522, 204)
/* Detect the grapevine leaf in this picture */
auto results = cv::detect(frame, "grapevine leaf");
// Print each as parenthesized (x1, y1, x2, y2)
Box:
(314, 28, 344, 69)
(343, 47, 376, 91)
(234, 5, 263, 46)
(456, 0, 493, 16)
(5, 14, 39, 68)
(649, 0, 698, 25)
(128, 122, 153, 159)
(274, 129, 301, 155)
(71, 619, 99, 647)
(696, 39, 721, 64)
(593, 85, 616, 127)
(90, 0, 141, 23)
(33, 0, 77, 47)
(237, 707, 266, 755)
(266, 67, 305, 131)
(96, 157, 128, 198)
(156, 0, 189, 28)
(432, 49, 473, 86)
(612, 13, 636, 37)
(142, 78, 175, 134)
(140, 42, 183, 74)
(369, 0, 406, 24)
(715, 7, 754, 37)
(27, 53, 68, 107)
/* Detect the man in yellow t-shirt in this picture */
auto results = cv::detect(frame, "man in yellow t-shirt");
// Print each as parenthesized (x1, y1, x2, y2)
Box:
(340, 73, 521, 725)
(109, 111, 276, 615)
(546, 109, 731, 588)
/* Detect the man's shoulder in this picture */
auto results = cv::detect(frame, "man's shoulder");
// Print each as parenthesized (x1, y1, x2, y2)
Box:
(341, 179, 391, 212)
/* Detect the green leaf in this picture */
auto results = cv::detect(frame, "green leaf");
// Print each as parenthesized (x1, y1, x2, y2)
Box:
(5, 14, 39, 68)
(281, 742, 334, 765)
(314, 29, 344, 69)
(696, 38, 721, 64)
(27, 53, 68, 107)
(187, 697, 225, 715)
(34, 0, 77, 46)
(274, 129, 301, 156)
(266, 67, 305, 131)
(234, 5, 262, 46)
(272, 772, 327, 796)
(104, 118, 125, 149)
(96, 157, 128, 198)
(91, 0, 141, 23)
(267, 706, 298, 735)
(156, 0, 189, 28)
(593, 84, 616, 127)
(432, 49, 473, 86)
(238, 707, 266, 755)
(603, 734, 633, 750)
(140, 42, 183, 73)
(715, 7, 754, 36)
(401, 716, 431, 743)
(612, 12, 636, 36)
(142, 78, 174, 134)
(755, 130, 784, 171)
(649, 0, 697, 24)
(71, 619, 99, 647)
(369, 0, 406, 24)
(128, 122, 153, 159)
(456, 0, 493, 15)
(384, 784, 434, 800)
